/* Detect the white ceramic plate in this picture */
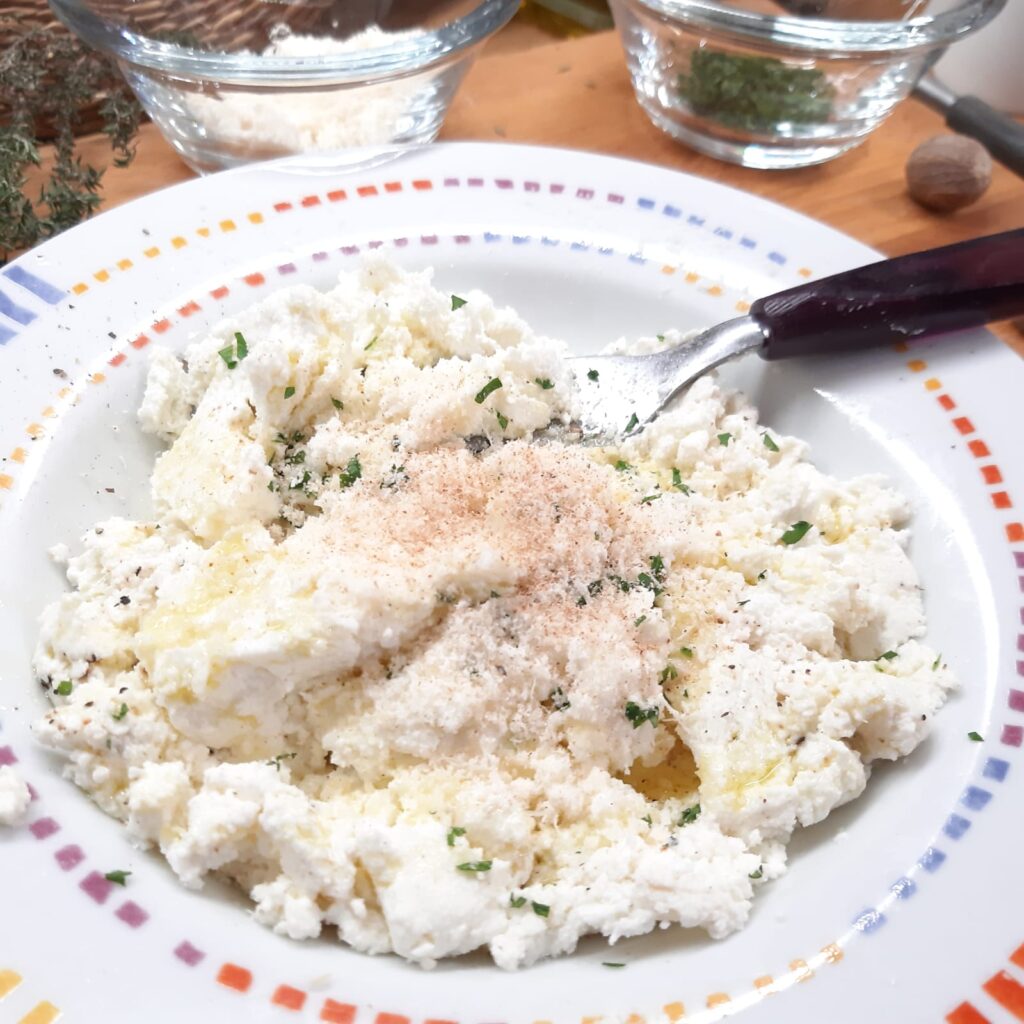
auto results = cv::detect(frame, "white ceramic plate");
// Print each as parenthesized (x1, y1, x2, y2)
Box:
(1, 143, 1021, 1024)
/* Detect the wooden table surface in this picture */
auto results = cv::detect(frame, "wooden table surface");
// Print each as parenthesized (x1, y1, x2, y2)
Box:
(47, 29, 1024, 353)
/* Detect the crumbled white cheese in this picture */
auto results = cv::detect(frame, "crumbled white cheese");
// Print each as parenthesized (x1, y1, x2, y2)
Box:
(0, 765, 31, 826)
(186, 27, 426, 157)
(34, 257, 955, 969)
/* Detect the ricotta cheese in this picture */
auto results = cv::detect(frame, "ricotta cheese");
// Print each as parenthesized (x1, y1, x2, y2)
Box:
(34, 257, 955, 969)
(0, 765, 31, 826)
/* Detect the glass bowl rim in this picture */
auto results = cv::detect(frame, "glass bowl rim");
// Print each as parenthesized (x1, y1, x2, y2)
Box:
(47, 0, 519, 84)
(614, 0, 1006, 54)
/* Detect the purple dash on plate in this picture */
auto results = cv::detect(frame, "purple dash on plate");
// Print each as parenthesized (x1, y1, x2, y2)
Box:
(276, 263, 296, 275)
(340, 246, 359, 256)
(1018, 662, 1024, 679)
(607, 193, 624, 204)
(174, 941, 206, 967)
(540, 237, 559, 247)
(768, 251, 787, 266)
(549, 183, 564, 194)
(919, 847, 946, 872)
(55, 844, 84, 870)
(116, 901, 149, 928)
(636, 197, 655, 210)
(1009, 688, 1024, 710)
(890, 877, 916, 899)
(524, 181, 540, 192)
(0, 746, 17, 765)
(392, 238, 408, 248)
(1018, 576, 1024, 593)
(367, 240, 383, 250)
(467, 177, 483, 188)
(26, 783, 37, 800)
(495, 179, 513, 190)
(29, 817, 60, 840)
(80, 870, 114, 903)
(570, 241, 589, 252)
(1014, 551, 1024, 568)
(443, 177, 459, 187)
(662, 205, 681, 218)
(454, 235, 471, 245)
(852, 908, 886, 933)
(576, 188, 594, 200)
(1019, 635, 1024, 653)
(983, 757, 1010, 782)
(943, 814, 971, 840)
(1001, 724, 1023, 747)
(713, 227, 733, 239)
(960, 786, 992, 811)
(512, 236, 529, 245)
(420, 235, 438, 246)
(740, 237, 757, 249)
(598, 247, 614, 256)
(687, 214, 705, 227)
(628, 253, 646, 264)
(484, 232, 502, 243)
(311, 252, 328, 262)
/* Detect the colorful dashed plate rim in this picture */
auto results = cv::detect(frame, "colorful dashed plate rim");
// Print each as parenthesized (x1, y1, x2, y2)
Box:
(0, 143, 1021, 1024)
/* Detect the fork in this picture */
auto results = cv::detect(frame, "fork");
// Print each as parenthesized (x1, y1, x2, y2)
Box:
(570, 228, 1024, 438)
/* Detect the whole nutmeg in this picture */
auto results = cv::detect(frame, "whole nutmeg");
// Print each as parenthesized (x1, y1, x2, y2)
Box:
(906, 135, 993, 213)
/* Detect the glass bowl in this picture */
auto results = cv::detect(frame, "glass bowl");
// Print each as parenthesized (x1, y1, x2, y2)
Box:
(607, 0, 1007, 169)
(49, 0, 519, 174)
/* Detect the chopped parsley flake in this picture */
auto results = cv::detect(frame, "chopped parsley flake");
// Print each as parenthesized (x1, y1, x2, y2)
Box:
(331, 397, 344, 410)
(112, 703, 128, 720)
(749, 866, 763, 879)
(932, 653, 943, 670)
(550, 687, 571, 712)
(678, 803, 701, 825)
(456, 861, 492, 872)
(636, 572, 660, 594)
(625, 701, 659, 728)
(283, 386, 295, 399)
(640, 494, 661, 505)
(55, 680, 73, 696)
(762, 433, 780, 452)
(531, 901, 550, 917)
(576, 595, 587, 607)
(234, 332, 248, 359)
(634, 615, 647, 627)
(266, 753, 297, 769)
(603, 962, 626, 968)
(642, 814, 652, 826)
(671, 467, 691, 494)
(659, 663, 678, 684)
(781, 520, 812, 545)
(218, 333, 248, 369)
(364, 335, 378, 351)
(879, 651, 898, 661)
(447, 826, 466, 846)
(534, 377, 555, 390)
(614, 460, 632, 472)
(339, 456, 362, 489)
(495, 410, 509, 430)
(625, 412, 639, 433)
(218, 346, 237, 369)
(717, 432, 732, 446)
(451, 294, 467, 311)
(757, 570, 767, 581)
(968, 731, 983, 742)
(290, 470, 312, 491)
(510, 895, 527, 908)
(587, 369, 599, 381)
(474, 377, 503, 404)
(104, 870, 131, 885)
(678, 647, 693, 658)
(588, 579, 604, 597)
(649, 554, 665, 580)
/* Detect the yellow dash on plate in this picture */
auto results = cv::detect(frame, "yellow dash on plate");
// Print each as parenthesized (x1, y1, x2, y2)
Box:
(18, 1002, 60, 1024)
(0, 969, 21, 998)
(663, 1003, 685, 1022)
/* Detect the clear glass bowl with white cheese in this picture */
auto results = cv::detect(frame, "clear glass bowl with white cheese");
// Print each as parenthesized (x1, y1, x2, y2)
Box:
(50, 0, 519, 173)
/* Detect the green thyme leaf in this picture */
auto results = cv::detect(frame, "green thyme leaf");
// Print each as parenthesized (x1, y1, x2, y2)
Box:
(510, 895, 527, 908)
(640, 494, 661, 505)
(749, 866, 763, 879)
(762, 433, 780, 452)
(659, 663, 678, 685)
(932, 653, 943, 670)
(625, 412, 639, 433)
(602, 962, 626, 968)
(649, 554, 665, 580)
(55, 680, 73, 696)
(878, 651, 898, 661)
(968, 731, 983, 742)
(534, 378, 555, 390)
(104, 870, 131, 885)
(634, 615, 647, 627)
(531, 901, 550, 917)
(112, 703, 128, 720)
(614, 460, 632, 472)
(587, 369, 599, 381)
(781, 521, 812, 545)
(495, 410, 509, 431)
(642, 814, 652, 826)
(678, 647, 694, 658)
(283, 386, 295, 399)
(339, 456, 362, 489)
(456, 861, 492, 872)
(447, 826, 466, 846)
(218, 345, 237, 369)
(475, 377, 503, 404)
(234, 332, 248, 360)
(671, 467, 691, 494)
(451, 295, 467, 311)
(757, 570, 767, 581)
(678, 803, 701, 826)
(331, 397, 344, 410)
(625, 701, 659, 728)
(364, 335, 378, 352)
(717, 432, 732, 446)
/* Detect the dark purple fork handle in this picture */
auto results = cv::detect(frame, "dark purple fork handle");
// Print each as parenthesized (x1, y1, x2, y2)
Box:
(750, 228, 1024, 360)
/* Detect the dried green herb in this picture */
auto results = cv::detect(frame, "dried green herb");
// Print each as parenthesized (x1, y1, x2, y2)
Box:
(678, 49, 833, 134)
(0, 21, 141, 260)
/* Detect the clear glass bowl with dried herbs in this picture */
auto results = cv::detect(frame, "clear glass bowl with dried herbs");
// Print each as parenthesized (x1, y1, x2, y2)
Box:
(608, 0, 1006, 169)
